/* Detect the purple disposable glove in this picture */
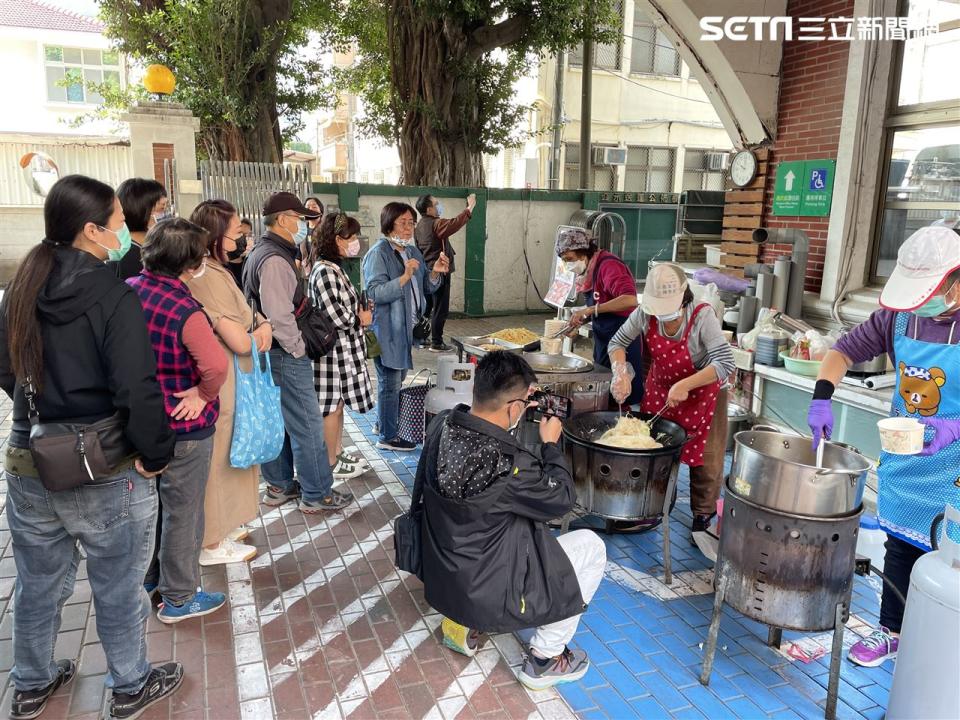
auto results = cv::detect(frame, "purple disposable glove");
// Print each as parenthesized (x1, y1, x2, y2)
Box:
(918, 417, 960, 456)
(807, 399, 834, 450)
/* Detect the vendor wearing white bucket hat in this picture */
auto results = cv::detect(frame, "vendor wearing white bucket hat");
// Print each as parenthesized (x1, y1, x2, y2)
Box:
(608, 262, 735, 535)
(808, 225, 960, 668)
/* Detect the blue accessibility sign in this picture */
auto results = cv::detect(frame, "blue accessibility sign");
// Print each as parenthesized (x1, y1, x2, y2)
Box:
(809, 168, 828, 190)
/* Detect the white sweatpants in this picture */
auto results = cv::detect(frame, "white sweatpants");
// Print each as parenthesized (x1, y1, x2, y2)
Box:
(528, 529, 607, 657)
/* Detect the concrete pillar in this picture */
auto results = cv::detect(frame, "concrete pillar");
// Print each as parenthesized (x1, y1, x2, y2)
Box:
(121, 100, 202, 216)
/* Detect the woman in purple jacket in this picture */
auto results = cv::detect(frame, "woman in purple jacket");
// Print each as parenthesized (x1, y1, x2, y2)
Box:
(808, 225, 960, 668)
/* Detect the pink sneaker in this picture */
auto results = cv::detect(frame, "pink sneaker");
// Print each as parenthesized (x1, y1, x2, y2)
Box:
(848, 627, 898, 667)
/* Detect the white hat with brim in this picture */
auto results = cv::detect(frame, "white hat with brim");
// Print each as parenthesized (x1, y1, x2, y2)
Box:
(880, 226, 960, 311)
(642, 262, 687, 316)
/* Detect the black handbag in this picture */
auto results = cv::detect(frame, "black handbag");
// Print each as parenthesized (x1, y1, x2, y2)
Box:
(393, 470, 424, 580)
(23, 379, 131, 492)
(413, 314, 431, 341)
(294, 275, 338, 360)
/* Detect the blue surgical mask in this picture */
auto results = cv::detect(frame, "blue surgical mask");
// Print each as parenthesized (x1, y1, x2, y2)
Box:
(101, 223, 133, 261)
(293, 219, 309, 244)
(914, 291, 958, 318)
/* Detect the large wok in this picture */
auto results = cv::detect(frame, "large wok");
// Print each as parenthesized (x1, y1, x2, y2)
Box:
(562, 411, 688, 521)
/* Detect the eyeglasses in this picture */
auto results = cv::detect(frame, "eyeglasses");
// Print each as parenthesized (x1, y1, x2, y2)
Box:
(394, 219, 415, 228)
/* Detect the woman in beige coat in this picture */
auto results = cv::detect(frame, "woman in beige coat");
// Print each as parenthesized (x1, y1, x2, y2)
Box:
(188, 199, 273, 565)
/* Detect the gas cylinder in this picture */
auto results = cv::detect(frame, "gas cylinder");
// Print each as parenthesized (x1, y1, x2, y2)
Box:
(886, 504, 960, 719)
(425, 356, 474, 427)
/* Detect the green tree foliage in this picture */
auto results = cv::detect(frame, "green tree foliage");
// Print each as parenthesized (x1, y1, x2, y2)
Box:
(330, 0, 618, 186)
(98, 0, 334, 162)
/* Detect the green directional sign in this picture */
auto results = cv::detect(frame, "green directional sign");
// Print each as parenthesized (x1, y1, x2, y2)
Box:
(772, 161, 804, 215)
(800, 159, 835, 216)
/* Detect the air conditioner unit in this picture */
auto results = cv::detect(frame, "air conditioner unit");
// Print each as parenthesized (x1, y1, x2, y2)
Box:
(592, 147, 628, 166)
(706, 152, 729, 171)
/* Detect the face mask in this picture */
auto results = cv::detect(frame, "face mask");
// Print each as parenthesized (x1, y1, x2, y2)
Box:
(391, 236, 412, 248)
(152, 210, 171, 225)
(656, 310, 683, 323)
(915, 290, 958, 318)
(101, 223, 133, 261)
(226, 235, 247, 261)
(345, 238, 361, 257)
(434, 202, 444, 217)
(565, 259, 587, 276)
(293, 219, 309, 244)
(190, 259, 207, 280)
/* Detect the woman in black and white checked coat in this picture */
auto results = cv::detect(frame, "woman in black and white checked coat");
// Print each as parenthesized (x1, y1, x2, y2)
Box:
(306, 212, 374, 480)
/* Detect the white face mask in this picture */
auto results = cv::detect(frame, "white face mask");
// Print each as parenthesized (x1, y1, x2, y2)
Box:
(657, 309, 682, 323)
(565, 259, 587, 276)
(190, 259, 207, 280)
(391, 236, 412, 248)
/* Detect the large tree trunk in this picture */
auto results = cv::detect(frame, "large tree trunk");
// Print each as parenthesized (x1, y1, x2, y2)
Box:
(200, 72, 283, 162)
(387, 1, 485, 187)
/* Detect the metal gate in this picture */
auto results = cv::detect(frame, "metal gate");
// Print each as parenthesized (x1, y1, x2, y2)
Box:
(199, 160, 312, 235)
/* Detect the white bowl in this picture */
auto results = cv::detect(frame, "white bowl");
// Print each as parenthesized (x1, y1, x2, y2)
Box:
(877, 417, 924, 455)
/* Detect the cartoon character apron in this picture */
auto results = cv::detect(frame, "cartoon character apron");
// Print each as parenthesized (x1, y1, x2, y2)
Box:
(640, 304, 720, 466)
(878, 312, 960, 550)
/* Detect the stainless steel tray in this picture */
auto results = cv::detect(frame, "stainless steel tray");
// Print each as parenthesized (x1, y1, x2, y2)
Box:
(454, 335, 523, 356)
(522, 352, 593, 374)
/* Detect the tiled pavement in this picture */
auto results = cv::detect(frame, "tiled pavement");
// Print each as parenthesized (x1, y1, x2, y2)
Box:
(0, 315, 895, 720)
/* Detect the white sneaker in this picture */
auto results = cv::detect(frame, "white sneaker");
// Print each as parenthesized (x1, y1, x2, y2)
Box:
(332, 459, 366, 480)
(226, 527, 249, 542)
(199, 540, 257, 566)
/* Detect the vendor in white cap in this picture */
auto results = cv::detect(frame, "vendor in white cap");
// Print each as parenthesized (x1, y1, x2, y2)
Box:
(808, 225, 960, 668)
(608, 262, 735, 535)
(557, 228, 644, 404)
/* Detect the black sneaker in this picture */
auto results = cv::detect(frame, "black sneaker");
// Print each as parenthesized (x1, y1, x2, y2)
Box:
(109, 662, 183, 719)
(691, 512, 718, 549)
(518, 647, 590, 691)
(429, 342, 453, 353)
(262, 481, 301, 507)
(376, 438, 417, 452)
(10, 659, 77, 720)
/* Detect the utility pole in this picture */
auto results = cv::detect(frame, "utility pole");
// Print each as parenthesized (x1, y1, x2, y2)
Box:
(579, 3, 594, 191)
(549, 52, 565, 190)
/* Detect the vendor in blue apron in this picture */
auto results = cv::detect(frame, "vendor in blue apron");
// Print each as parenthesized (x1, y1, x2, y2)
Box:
(558, 229, 644, 405)
(808, 225, 960, 668)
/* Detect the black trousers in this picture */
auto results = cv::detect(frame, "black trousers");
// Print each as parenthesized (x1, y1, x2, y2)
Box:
(425, 273, 451, 345)
(879, 533, 926, 632)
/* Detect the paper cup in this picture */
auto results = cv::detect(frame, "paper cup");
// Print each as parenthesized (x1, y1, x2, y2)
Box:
(877, 417, 924, 455)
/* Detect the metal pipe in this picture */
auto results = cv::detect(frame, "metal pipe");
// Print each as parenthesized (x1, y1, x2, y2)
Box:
(752, 228, 810, 318)
(549, 52, 565, 190)
(579, 5, 594, 190)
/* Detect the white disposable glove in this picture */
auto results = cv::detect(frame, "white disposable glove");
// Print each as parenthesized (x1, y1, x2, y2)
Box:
(610, 361, 635, 405)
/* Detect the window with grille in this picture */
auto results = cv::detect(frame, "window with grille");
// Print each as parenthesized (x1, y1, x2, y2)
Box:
(630, 10, 680, 76)
(569, 1, 623, 71)
(624, 146, 676, 193)
(871, 0, 960, 281)
(682, 150, 728, 192)
(44, 46, 122, 104)
(563, 143, 617, 191)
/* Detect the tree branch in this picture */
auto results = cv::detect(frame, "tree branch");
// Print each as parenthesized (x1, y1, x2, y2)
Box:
(467, 13, 532, 58)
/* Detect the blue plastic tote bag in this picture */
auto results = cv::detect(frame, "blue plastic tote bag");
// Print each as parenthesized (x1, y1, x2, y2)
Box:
(230, 336, 284, 468)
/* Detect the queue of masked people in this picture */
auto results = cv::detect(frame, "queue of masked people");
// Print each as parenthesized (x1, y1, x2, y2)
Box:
(0, 177, 385, 720)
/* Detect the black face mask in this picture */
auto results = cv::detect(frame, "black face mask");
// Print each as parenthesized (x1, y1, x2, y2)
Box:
(226, 235, 247, 261)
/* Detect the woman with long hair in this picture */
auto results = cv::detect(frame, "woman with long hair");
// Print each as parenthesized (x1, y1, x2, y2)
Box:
(188, 199, 273, 565)
(0, 175, 182, 719)
(307, 212, 374, 478)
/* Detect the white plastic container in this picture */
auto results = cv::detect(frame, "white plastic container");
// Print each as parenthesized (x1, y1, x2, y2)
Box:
(887, 504, 960, 719)
(705, 244, 722, 267)
(540, 336, 563, 354)
(856, 514, 886, 573)
(877, 417, 924, 455)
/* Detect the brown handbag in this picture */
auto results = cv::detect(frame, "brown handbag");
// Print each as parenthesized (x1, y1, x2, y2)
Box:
(23, 378, 131, 492)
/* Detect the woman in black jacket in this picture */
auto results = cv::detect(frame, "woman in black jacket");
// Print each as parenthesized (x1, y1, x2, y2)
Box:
(0, 175, 182, 720)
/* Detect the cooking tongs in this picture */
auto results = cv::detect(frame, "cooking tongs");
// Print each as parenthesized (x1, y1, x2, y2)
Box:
(549, 321, 580, 339)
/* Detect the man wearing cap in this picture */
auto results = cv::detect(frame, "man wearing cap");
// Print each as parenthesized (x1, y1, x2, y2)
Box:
(243, 192, 353, 512)
(556, 229, 643, 405)
(608, 262, 735, 535)
(808, 225, 960, 668)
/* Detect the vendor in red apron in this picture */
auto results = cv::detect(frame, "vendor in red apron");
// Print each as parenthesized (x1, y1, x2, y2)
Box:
(808, 225, 960, 668)
(558, 229, 644, 405)
(608, 263, 735, 535)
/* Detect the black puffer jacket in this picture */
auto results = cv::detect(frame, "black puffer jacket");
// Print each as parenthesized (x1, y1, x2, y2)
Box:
(0, 245, 175, 472)
(419, 406, 585, 632)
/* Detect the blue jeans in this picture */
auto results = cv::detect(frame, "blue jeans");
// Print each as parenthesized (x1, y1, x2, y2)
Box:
(374, 356, 407, 442)
(5, 467, 157, 694)
(264, 349, 335, 501)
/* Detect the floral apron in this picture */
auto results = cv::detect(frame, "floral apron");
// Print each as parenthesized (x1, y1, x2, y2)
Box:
(640, 304, 720, 466)
(878, 312, 960, 550)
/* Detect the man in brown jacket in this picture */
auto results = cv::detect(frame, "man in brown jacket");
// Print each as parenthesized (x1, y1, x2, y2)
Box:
(414, 193, 475, 351)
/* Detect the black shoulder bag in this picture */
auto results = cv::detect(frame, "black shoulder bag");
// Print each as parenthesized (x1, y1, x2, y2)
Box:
(23, 378, 130, 492)
(290, 260, 338, 360)
(393, 470, 424, 580)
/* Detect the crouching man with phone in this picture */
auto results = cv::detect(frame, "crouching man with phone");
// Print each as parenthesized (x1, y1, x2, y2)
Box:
(417, 351, 606, 690)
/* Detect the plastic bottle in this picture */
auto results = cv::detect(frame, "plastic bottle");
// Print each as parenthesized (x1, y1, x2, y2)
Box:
(856, 514, 886, 573)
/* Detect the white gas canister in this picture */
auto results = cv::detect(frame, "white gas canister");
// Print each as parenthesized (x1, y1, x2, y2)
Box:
(425, 357, 474, 427)
(886, 504, 960, 720)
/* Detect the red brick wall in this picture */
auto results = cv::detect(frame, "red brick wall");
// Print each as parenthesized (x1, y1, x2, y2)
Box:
(760, 0, 854, 292)
(152, 143, 175, 184)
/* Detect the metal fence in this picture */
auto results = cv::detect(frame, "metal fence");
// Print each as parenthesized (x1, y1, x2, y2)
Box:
(199, 160, 313, 236)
